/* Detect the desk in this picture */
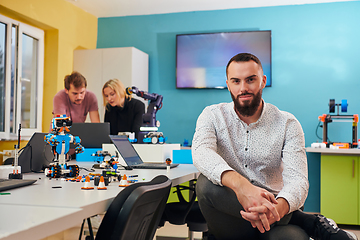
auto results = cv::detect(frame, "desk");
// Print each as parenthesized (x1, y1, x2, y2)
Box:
(0, 163, 199, 240)
(0, 205, 82, 240)
(306, 147, 360, 155)
(306, 147, 360, 225)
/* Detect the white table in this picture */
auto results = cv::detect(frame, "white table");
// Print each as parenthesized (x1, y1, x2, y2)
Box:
(306, 147, 360, 155)
(0, 163, 199, 240)
(0, 205, 82, 240)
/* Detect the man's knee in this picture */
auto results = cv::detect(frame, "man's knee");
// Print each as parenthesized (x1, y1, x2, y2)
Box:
(196, 174, 217, 201)
(261, 224, 309, 240)
(196, 174, 234, 203)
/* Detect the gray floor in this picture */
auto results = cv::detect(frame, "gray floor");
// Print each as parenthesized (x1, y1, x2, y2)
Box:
(155, 223, 360, 240)
(40, 219, 360, 240)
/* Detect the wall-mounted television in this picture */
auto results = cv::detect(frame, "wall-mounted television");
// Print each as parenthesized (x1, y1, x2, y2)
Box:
(176, 30, 271, 89)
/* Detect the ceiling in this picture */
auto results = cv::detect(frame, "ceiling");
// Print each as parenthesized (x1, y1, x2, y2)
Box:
(65, 0, 355, 18)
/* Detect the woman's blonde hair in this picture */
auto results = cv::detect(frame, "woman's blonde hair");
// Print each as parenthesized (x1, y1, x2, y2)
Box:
(102, 79, 132, 110)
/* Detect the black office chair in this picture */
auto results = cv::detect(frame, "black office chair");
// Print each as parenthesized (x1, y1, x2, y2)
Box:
(81, 175, 172, 240)
(160, 179, 208, 240)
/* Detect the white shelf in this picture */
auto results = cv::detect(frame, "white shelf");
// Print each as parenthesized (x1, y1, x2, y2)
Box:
(306, 147, 360, 155)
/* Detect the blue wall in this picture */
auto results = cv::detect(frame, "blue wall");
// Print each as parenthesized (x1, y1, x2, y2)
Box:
(97, 2, 360, 212)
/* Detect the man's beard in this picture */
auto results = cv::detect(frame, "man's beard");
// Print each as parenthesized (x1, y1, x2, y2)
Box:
(230, 90, 262, 117)
(73, 99, 83, 105)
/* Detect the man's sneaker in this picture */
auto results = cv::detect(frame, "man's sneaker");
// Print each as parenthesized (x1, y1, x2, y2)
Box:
(345, 230, 358, 240)
(312, 214, 358, 240)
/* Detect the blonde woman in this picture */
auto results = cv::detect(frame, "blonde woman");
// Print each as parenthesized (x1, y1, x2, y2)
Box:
(102, 79, 145, 138)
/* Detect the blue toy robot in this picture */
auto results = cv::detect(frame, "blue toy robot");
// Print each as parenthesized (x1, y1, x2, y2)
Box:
(44, 115, 84, 178)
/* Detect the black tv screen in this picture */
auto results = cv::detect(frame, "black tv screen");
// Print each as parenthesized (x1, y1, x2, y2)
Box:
(176, 30, 272, 89)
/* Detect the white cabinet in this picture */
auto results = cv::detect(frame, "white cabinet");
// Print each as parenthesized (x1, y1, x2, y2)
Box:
(73, 47, 149, 122)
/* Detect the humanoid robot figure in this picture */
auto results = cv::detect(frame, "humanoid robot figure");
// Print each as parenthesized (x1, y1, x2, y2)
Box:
(44, 115, 84, 178)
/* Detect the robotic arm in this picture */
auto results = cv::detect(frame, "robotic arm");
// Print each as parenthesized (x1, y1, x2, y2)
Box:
(126, 86, 163, 128)
(126, 87, 166, 143)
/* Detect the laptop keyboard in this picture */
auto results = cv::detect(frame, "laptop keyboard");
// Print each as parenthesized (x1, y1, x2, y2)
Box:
(133, 163, 179, 169)
(0, 178, 36, 192)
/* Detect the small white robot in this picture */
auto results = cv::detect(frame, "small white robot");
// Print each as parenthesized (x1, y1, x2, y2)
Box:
(44, 115, 84, 178)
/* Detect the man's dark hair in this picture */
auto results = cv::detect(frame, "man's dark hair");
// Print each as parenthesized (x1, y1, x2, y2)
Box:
(64, 71, 87, 90)
(226, 53, 263, 77)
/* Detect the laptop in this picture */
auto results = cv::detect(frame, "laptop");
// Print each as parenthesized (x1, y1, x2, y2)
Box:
(18, 132, 54, 173)
(70, 123, 111, 148)
(109, 135, 179, 169)
(0, 178, 37, 192)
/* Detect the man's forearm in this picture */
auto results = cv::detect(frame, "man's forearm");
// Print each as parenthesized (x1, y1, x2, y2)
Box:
(89, 111, 100, 123)
(221, 170, 251, 193)
(221, 170, 278, 214)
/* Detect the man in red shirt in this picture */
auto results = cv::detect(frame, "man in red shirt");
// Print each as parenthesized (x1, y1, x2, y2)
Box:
(52, 71, 100, 124)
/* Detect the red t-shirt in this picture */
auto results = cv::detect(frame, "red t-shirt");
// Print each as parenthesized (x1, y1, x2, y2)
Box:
(52, 89, 98, 123)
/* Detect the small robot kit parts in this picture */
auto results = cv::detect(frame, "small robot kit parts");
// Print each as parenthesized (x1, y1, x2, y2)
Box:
(90, 170, 121, 187)
(45, 164, 79, 178)
(8, 124, 22, 179)
(166, 158, 172, 171)
(94, 175, 110, 187)
(44, 115, 84, 178)
(77, 173, 137, 189)
(91, 150, 119, 170)
(142, 132, 166, 144)
(119, 174, 129, 187)
(318, 99, 358, 149)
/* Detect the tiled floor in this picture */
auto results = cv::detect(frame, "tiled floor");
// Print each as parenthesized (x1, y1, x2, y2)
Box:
(41, 219, 360, 240)
(40, 222, 202, 240)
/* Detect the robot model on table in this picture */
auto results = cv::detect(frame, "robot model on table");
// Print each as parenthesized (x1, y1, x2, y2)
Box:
(126, 86, 166, 144)
(44, 115, 84, 178)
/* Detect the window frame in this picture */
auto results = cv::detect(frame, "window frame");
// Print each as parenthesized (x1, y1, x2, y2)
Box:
(0, 14, 44, 139)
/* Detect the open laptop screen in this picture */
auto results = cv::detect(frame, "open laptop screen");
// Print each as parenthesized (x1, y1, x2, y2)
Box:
(109, 135, 143, 166)
(70, 123, 111, 148)
(18, 132, 53, 173)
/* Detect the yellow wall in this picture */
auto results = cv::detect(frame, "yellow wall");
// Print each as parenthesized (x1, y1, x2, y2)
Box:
(0, 0, 97, 162)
